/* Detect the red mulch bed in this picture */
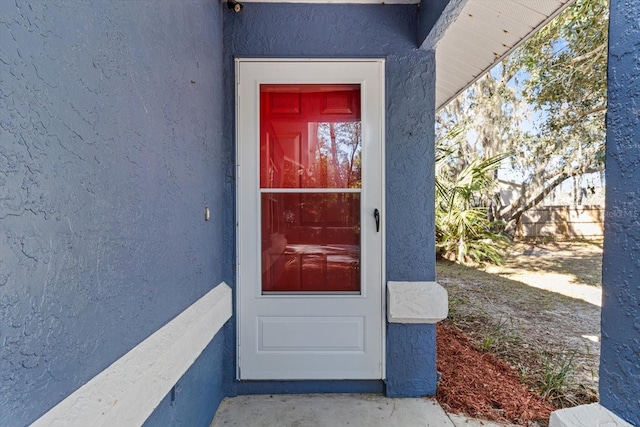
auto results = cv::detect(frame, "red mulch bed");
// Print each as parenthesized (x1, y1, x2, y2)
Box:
(436, 322, 554, 426)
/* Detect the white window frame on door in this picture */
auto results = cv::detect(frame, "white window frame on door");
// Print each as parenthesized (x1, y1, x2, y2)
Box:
(235, 58, 386, 380)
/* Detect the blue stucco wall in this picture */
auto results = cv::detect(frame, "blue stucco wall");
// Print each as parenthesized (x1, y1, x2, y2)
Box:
(386, 324, 437, 396)
(417, 0, 451, 46)
(223, 4, 437, 397)
(601, 1, 640, 424)
(0, 1, 226, 425)
(143, 330, 226, 427)
(385, 49, 439, 396)
(418, 0, 467, 49)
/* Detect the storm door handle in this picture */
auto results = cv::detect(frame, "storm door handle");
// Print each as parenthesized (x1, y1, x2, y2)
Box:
(374, 208, 380, 232)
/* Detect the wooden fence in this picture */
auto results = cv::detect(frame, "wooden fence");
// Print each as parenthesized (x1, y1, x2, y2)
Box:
(516, 206, 604, 239)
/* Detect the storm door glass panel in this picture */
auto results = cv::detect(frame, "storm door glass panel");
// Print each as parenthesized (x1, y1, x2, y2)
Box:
(260, 84, 362, 293)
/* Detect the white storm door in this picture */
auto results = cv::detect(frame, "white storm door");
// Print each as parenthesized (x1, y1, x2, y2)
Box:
(236, 59, 385, 380)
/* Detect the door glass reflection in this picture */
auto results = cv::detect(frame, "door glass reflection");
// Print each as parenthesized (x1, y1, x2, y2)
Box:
(260, 85, 362, 189)
(260, 84, 362, 293)
(261, 193, 360, 292)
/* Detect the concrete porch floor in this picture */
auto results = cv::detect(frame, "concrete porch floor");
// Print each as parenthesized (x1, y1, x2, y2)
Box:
(210, 394, 518, 427)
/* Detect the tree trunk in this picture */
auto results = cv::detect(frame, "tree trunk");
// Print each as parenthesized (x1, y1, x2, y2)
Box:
(329, 123, 341, 187)
(500, 172, 572, 235)
(499, 164, 604, 236)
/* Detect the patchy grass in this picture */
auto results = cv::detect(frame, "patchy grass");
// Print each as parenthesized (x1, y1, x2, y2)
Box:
(480, 315, 522, 353)
(539, 350, 578, 404)
(437, 240, 602, 408)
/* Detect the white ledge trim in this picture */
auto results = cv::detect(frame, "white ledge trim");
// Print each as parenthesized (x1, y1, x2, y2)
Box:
(31, 282, 233, 427)
(387, 281, 448, 324)
(550, 403, 634, 427)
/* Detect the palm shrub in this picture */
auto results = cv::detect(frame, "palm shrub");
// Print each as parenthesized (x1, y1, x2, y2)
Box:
(435, 141, 510, 265)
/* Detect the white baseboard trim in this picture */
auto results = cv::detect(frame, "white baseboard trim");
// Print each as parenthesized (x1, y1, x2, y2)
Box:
(550, 403, 634, 427)
(31, 282, 233, 427)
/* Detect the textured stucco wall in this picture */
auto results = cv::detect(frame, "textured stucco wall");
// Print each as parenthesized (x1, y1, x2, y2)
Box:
(0, 1, 226, 425)
(385, 50, 436, 283)
(417, 0, 451, 46)
(601, 1, 640, 424)
(419, 0, 468, 49)
(143, 331, 226, 427)
(223, 4, 437, 397)
(386, 324, 437, 396)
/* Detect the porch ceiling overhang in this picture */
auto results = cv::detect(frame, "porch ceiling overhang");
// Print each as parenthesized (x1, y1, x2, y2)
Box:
(431, 0, 575, 110)
(228, 0, 574, 111)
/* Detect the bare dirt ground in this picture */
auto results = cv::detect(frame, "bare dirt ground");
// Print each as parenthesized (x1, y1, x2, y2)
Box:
(483, 240, 603, 307)
(437, 240, 602, 414)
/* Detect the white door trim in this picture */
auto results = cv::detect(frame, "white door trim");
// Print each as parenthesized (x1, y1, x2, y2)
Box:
(235, 58, 386, 380)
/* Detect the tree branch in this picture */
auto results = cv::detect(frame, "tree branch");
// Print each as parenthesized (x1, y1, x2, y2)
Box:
(499, 165, 603, 234)
(577, 105, 607, 119)
(570, 44, 607, 65)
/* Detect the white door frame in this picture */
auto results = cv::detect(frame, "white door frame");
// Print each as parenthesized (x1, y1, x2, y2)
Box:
(235, 58, 386, 380)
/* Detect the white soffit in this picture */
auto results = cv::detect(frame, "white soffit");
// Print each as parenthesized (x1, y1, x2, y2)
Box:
(436, 0, 575, 110)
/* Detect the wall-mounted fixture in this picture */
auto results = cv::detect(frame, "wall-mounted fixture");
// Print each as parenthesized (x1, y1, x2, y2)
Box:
(228, 0, 243, 13)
